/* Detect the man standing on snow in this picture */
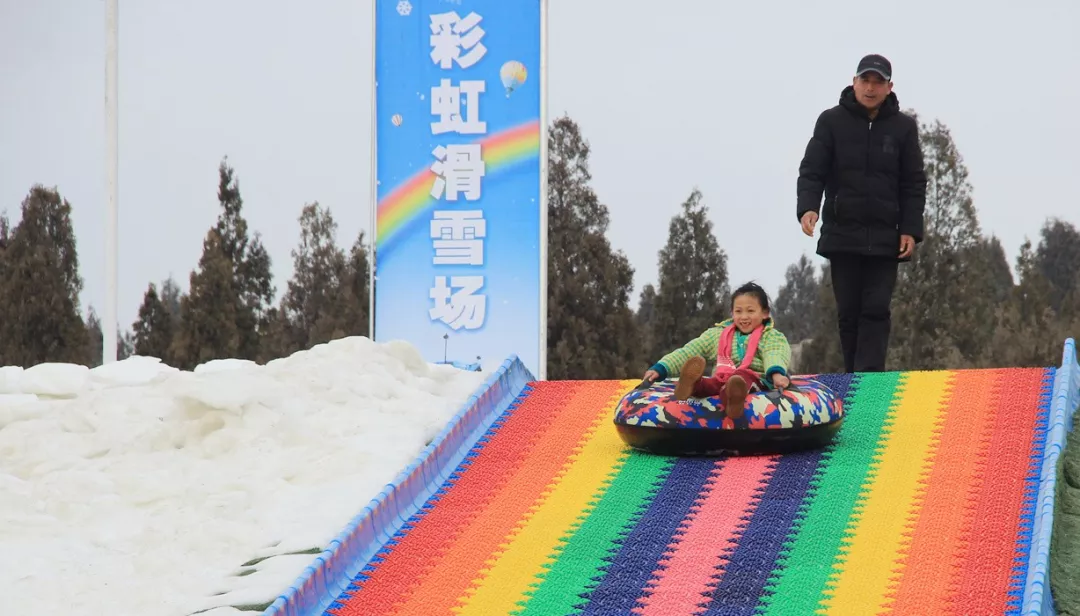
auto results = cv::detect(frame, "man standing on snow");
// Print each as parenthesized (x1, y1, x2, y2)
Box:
(796, 54, 927, 373)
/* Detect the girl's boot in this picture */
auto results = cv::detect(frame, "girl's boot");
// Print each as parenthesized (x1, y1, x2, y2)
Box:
(725, 374, 749, 419)
(674, 356, 706, 401)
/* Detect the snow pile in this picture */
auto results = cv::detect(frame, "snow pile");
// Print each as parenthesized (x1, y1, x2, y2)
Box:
(0, 337, 490, 615)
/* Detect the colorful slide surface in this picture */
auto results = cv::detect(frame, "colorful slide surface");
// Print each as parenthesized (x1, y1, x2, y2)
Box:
(319, 367, 1061, 616)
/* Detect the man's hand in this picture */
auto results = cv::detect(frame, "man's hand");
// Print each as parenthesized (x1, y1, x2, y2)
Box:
(898, 234, 915, 258)
(772, 374, 791, 389)
(800, 211, 818, 237)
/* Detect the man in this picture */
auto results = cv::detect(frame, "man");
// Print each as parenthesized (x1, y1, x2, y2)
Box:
(796, 54, 927, 373)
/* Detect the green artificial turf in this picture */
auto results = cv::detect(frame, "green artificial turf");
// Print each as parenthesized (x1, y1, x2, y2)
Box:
(1052, 406, 1080, 615)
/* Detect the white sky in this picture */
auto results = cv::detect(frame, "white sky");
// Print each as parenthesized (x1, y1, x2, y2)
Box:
(2, 0, 1078, 331)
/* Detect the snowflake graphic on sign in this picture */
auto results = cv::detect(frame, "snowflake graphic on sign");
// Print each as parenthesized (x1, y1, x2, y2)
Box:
(429, 11, 486, 69)
(396, 0, 412, 16)
(430, 276, 486, 330)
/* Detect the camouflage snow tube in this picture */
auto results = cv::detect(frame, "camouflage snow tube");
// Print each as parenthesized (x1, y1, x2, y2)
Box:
(612, 377, 845, 456)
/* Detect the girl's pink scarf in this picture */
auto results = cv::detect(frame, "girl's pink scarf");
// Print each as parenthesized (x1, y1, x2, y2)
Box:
(713, 323, 764, 378)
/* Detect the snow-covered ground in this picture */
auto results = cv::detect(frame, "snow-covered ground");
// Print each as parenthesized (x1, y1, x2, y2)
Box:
(0, 337, 489, 615)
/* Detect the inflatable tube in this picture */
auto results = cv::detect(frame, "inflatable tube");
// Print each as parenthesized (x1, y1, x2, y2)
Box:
(613, 376, 844, 456)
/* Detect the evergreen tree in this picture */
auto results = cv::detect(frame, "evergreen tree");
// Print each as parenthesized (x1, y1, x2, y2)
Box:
(959, 234, 1016, 369)
(802, 264, 845, 373)
(266, 227, 372, 359)
(322, 229, 371, 340)
(209, 158, 275, 360)
(169, 159, 274, 364)
(160, 275, 183, 321)
(647, 188, 730, 363)
(979, 235, 1014, 306)
(887, 114, 991, 370)
(546, 115, 640, 379)
(1033, 218, 1080, 314)
(118, 330, 134, 361)
(635, 283, 658, 361)
(85, 306, 103, 367)
(239, 233, 274, 355)
(990, 240, 1063, 367)
(773, 253, 820, 345)
(132, 282, 177, 362)
(0, 186, 88, 366)
(278, 202, 348, 353)
(171, 229, 241, 369)
(987, 224, 1080, 369)
(0, 211, 9, 253)
(85, 305, 132, 365)
(0, 211, 8, 298)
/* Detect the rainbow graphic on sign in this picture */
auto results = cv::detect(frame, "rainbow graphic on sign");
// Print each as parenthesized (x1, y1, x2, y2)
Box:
(372, 0, 544, 378)
(375, 120, 540, 255)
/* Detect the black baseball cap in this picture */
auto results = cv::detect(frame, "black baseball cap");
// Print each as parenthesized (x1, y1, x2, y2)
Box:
(856, 54, 892, 81)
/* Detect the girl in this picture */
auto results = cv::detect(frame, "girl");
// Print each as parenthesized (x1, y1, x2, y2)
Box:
(642, 282, 792, 418)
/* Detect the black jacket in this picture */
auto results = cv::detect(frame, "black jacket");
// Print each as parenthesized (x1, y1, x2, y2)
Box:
(797, 86, 927, 260)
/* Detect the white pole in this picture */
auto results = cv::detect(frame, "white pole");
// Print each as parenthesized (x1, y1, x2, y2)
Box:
(104, 0, 119, 364)
(537, 0, 549, 381)
(368, 0, 377, 341)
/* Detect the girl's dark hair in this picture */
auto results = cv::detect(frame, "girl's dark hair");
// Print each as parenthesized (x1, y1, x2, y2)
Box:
(731, 281, 771, 313)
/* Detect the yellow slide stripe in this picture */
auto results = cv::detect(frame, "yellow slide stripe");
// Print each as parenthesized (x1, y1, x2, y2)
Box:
(451, 382, 633, 615)
(820, 370, 953, 614)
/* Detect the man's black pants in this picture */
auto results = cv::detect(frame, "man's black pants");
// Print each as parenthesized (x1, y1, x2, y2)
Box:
(828, 254, 899, 373)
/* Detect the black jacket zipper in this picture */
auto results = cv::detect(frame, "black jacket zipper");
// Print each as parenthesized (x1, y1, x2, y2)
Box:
(866, 121, 873, 253)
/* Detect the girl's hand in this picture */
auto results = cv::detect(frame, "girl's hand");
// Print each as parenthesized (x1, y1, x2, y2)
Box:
(772, 374, 790, 389)
(643, 369, 661, 382)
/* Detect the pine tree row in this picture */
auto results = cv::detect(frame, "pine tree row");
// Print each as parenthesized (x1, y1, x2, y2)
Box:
(1, 115, 1077, 376)
(0, 159, 370, 370)
(548, 113, 1080, 377)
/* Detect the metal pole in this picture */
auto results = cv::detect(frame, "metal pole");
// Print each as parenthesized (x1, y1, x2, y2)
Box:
(104, 0, 119, 364)
(367, 0, 377, 342)
(537, 0, 549, 380)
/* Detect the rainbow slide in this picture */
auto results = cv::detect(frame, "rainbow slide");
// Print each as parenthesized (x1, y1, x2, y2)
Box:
(265, 339, 1080, 616)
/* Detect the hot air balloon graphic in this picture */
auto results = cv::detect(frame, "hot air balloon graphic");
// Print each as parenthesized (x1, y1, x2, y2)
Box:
(391, 113, 402, 126)
(499, 60, 527, 97)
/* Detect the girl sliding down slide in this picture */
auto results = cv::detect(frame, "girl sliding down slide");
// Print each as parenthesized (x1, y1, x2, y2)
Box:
(642, 282, 793, 418)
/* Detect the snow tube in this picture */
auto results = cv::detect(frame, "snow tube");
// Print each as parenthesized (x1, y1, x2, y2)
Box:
(612, 376, 844, 456)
